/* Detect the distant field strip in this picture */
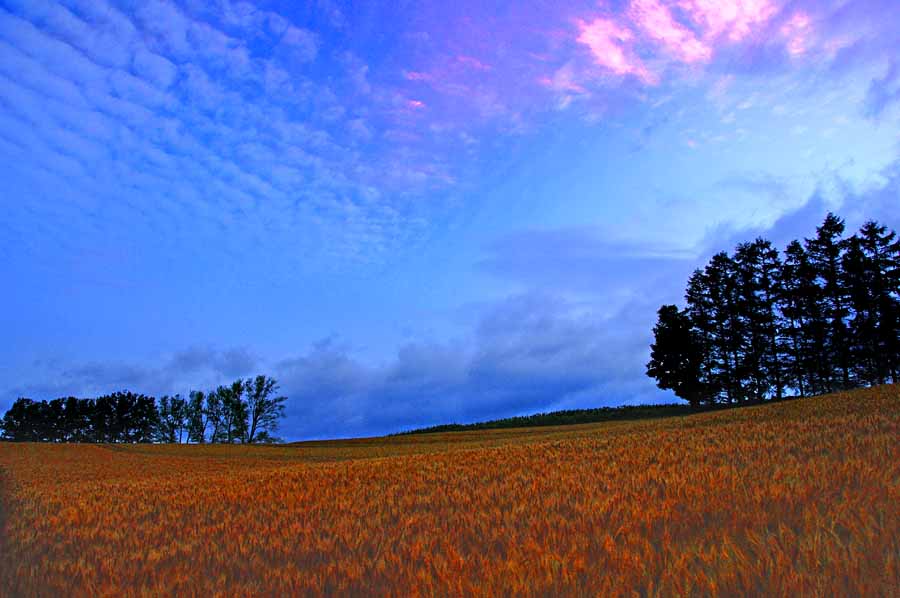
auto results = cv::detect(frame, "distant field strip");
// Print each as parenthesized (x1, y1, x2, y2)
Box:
(1, 386, 898, 596)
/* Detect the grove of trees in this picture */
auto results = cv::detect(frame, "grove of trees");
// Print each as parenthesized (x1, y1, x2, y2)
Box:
(647, 214, 900, 406)
(0, 376, 288, 443)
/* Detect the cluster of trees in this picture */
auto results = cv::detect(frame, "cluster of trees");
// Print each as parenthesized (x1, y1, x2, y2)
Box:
(647, 214, 900, 406)
(0, 376, 287, 443)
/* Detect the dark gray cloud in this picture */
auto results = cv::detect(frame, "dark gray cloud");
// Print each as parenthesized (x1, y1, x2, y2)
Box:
(271, 167, 900, 440)
(274, 289, 667, 440)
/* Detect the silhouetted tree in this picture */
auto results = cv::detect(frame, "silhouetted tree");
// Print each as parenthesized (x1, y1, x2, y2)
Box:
(171, 394, 188, 443)
(62, 396, 91, 442)
(156, 395, 176, 443)
(845, 221, 900, 384)
(1, 379, 287, 444)
(705, 252, 744, 402)
(244, 375, 288, 443)
(806, 213, 851, 390)
(734, 239, 784, 401)
(650, 213, 900, 406)
(779, 241, 824, 396)
(218, 380, 248, 443)
(647, 305, 707, 406)
(186, 390, 208, 443)
(1, 399, 39, 441)
(205, 389, 225, 443)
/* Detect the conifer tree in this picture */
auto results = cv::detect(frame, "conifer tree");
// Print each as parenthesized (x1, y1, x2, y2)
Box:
(779, 241, 823, 396)
(805, 213, 851, 390)
(734, 239, 783, 401)
(647, 305, 707, 406)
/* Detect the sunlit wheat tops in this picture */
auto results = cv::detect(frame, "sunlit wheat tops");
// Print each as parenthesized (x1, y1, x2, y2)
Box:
(1, 385, 898, 597)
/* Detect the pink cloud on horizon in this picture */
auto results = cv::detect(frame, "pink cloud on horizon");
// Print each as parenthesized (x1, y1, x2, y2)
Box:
(576, 18, 656, 84)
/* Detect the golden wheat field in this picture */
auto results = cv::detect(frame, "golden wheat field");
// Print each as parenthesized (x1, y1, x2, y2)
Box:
(1, 386, 899, 597)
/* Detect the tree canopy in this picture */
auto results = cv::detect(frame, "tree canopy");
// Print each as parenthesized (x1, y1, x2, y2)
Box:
(1, 376, 288, 443)
(648, 214, 900, 405)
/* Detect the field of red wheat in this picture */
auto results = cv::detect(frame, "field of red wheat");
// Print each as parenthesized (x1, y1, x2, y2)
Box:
(1, 385, 898, 597)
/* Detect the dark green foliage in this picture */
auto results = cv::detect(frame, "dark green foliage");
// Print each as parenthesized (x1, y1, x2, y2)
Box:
(1, 377, 288, 444)
(733, 239, 784, 401)
(646, 305, 706, 406)
(844, 222, 900, 385)
(805, 213, 852, 390)
(217, 380, 249, 443)
(155, 395, 188, 443)
(244, 375, 288, 444)
(396, 404, 698, 435)
(186, 390, 207, 444)
(780, 241, 823, 396)
(649, 213, 900, 404)
(204, 389, 225, 443)
(0, 393, 158, 443)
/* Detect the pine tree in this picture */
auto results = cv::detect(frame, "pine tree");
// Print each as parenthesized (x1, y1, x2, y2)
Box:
(850, 221, 900, 383)
(734, 239, 783, 401)
(646, 305, 707, 406)
(780, 241, 823, 396)
(805, 213, 851, 390)
(705, 252, 744, 403)
(685, 269, 718, 401)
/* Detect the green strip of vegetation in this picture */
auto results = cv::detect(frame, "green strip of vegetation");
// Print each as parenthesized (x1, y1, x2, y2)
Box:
(394, 403, 696, 435)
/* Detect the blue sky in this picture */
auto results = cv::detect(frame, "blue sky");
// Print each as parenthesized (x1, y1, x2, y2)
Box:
(1, 0, 898, 439)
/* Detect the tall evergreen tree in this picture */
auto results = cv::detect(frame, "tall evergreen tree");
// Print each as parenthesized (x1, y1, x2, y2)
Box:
(646, 305, 707, 406)
(734, 239, 784, 401)
(805, 213, 851, 390)
(705, 252, 744, 403)
(685, 268, 718, 401)
(779, 241, 824, 396)
(649, 212, 900, 404)
(844, 233, 880, 385)
(847, 221, 900, 384)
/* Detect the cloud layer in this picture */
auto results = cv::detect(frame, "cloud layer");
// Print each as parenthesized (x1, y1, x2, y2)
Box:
(2, 0, 898, 440)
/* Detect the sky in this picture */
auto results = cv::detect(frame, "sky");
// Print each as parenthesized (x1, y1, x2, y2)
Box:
(1, 0, 898, 440)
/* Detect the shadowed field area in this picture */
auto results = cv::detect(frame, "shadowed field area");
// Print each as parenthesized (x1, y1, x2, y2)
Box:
(1, 386, 899, 596)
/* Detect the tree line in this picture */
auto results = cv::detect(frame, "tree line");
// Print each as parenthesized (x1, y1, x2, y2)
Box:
(0, 375, 287, 443)
(647, 214, 900, 406)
